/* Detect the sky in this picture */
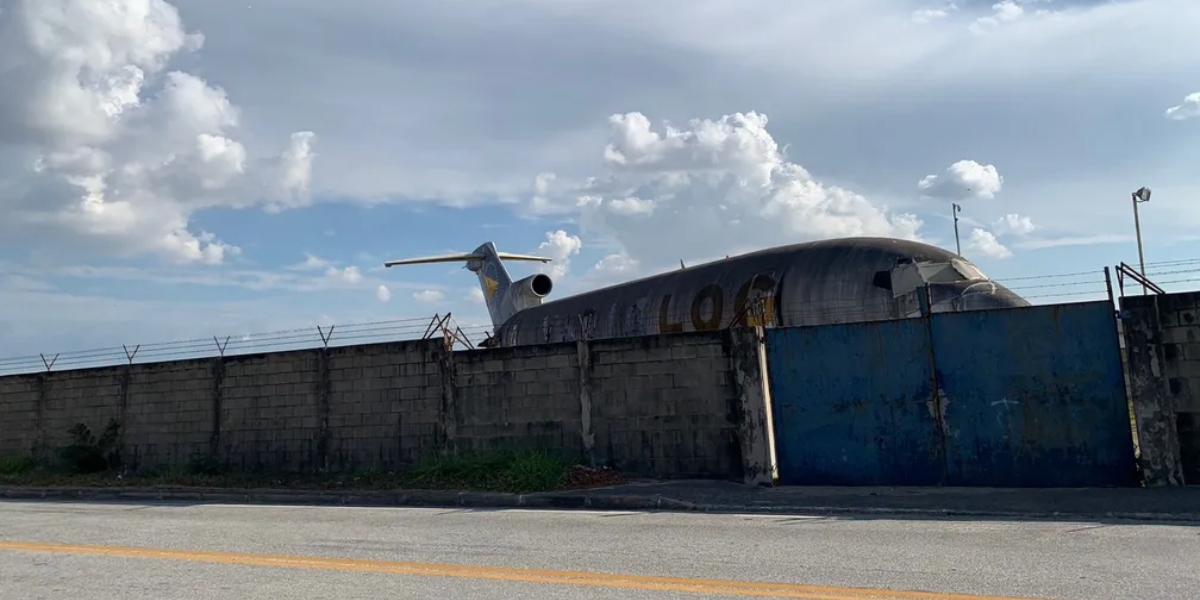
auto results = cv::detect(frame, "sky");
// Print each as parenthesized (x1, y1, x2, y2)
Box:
(1, 0, 1199, 364)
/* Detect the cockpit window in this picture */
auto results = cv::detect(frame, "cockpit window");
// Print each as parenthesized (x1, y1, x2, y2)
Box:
(950, 258, 988, 282)
(915, 263, 960, 283)
(914, 259, 989, 283)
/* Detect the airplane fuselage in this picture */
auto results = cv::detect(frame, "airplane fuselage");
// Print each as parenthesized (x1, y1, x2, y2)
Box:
(492, 237, 1029, 347)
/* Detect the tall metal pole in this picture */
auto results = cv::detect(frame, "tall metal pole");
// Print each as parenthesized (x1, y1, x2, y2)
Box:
(1132, 190, 1148, 295)
(952, 203, 961, 256)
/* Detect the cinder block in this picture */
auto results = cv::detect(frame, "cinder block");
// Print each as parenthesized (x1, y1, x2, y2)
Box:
(1163, 326, 1200, 345)
(669, 345, 700, 361)
(634, 361, 675, 376)
(639, 374, 675, 390)
(545, 353, 573, 369)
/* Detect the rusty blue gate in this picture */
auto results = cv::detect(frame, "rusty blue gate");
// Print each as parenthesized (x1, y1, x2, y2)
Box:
(764, 300, 1138, 487)
(764, 318, 945, 486)
(930, 302, 1137, 487)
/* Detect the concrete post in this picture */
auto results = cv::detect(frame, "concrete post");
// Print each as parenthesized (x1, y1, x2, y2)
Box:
(576, 340, 596, 465)
(1122, 297, 1185, 486)
(315, 348, 332, 470)
(434, 342, 459, 456)
(728, 326, 778, 486)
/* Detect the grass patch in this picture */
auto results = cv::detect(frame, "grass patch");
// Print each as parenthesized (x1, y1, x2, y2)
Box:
(406, 450, 576, 494)
(59, 419, 121, 474)
(0, 455, 36, 476)
(0, 449, 592, 495)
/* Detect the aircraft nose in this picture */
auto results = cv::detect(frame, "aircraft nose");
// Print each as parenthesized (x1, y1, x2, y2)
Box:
(927, 281, 1030, 312)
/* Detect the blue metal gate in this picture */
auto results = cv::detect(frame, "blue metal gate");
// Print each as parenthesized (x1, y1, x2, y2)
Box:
(764, 318, 944, 486)
(930, 302, 1137, 487)
(764, 300, 1138, 487)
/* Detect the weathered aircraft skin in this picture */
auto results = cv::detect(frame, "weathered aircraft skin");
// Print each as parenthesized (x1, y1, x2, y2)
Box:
(384, 237, 1031, 348)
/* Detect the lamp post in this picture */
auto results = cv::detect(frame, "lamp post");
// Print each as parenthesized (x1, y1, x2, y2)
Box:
(952, 203, 962, 256)
(1131, 186, 1151, 295)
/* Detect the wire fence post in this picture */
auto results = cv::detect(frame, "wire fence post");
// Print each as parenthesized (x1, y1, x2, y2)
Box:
(213, 336, 230, 357)
(40, 353, 58, 372)
(122, 344, 140, 365)
(422, 314, 443, 339)
(317, 325, 335, 349)
(1104, 266, 1115, 309)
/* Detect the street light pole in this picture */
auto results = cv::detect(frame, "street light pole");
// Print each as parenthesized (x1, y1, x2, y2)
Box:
(952, 203, 962, 256)
(1131, 186, 1152, 295)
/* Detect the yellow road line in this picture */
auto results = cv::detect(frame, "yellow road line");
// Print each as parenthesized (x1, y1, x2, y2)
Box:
(0, 540, 1040, 600)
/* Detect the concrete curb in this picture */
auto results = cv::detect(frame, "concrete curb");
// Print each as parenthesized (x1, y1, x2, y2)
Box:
(3, 485, 1199, 523)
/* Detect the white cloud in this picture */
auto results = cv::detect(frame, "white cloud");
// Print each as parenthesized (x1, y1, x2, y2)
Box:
(539, 111, 923, 276)
(918, 160, 1004, 201)
(965, 228, 1012, 259)
(536, 229, 583, 279)
(911, 7, 954, 24)
(91, 0, 1197, 229)
(375, 284, 392, 302)
(1012, 233, 1132, 250)
(578, 252, 643, 288)
(594, 253, 639, 276)
(1165, 92, 1200, 121)
(1, 261, 433, 297)
(993, 213, 1036, 236)
(606, 197, 657, 216)
(994, 1, 1025, 21)
(265, 131, 318, 212)
(0, 0, 316, 265)
(324, 265, 361, 284)
(465, 287, 486, 304)
(288, 253, 334, 271)
(969, 0, 1057, 34)
(413, 289, 445, 303)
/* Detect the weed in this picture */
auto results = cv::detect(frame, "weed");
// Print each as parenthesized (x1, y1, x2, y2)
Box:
(184, 453, 223, 476)
(406, 449, 576, 494)
(58, 419, 122, 474)
(0, 455, 36, 475)
(0, 447, 595, 495)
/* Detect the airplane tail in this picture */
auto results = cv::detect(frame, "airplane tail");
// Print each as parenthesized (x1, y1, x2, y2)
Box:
(383, 242, 554, 328)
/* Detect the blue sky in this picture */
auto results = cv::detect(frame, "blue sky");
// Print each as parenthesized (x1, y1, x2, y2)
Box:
(1, 0, 1200, 363)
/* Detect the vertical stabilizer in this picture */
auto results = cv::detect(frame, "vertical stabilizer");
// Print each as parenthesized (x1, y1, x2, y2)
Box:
(472, 243, 514, 326)
(383, 242, 553, 328)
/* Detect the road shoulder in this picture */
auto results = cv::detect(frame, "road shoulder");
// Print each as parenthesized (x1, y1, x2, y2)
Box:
(3, 479, 1198, 523)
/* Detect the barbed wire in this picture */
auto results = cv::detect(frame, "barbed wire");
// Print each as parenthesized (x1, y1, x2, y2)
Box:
(997, 269, 1101, 282)
(1142, 257, 1200, 268)
(2, 267, 1197, 376)
(0, 315, 486, 376)
(996, 266, 1200, 300)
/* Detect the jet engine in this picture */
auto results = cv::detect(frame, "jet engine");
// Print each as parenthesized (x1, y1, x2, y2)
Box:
(507, 273, 553, 311)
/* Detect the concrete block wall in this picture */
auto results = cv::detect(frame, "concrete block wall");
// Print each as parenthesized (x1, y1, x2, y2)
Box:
(453, 343, 583, 457)
(586, 333, 741, 479)
(42, 369, 125, 459)
(218, 352, 322, 471)
(0, 375, 40, 460)
(1120, 291, 1200, 485)
(324, 341, 446, 471)
(126, 360, 214, 469)
(0, 329, 775, 481)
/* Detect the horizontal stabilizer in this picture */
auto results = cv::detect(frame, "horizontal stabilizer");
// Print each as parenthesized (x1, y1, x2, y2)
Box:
(496, 252, 554, 263)
(384, 251, 552, 267)
(384, 252, 482, 267)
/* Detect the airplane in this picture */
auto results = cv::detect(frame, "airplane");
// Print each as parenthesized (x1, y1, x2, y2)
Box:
(383, 236, 1031, 348)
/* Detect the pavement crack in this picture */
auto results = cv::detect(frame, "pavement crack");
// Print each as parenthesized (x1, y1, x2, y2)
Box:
(1060, 525, 1109, 534)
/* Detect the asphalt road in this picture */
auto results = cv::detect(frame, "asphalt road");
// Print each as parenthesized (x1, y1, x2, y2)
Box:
(0, 500, 1196, 600)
